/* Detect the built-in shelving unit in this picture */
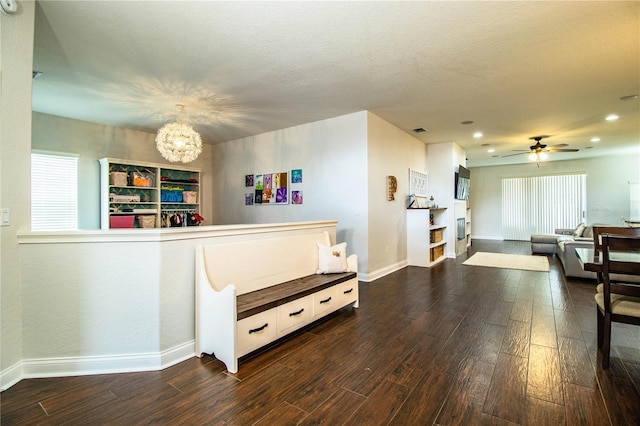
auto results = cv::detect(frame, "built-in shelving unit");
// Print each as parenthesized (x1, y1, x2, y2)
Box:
(99, 158, 201, 229)
(406, 207, 447, 267)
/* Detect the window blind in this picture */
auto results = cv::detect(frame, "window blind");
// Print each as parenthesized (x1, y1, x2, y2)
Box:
(31, 152, 78, 231)
(502, 173, 586, 241)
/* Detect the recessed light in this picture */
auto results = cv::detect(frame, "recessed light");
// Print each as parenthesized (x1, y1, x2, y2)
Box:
(487, 148, 495, 153)
(590, 137, 600, 142)
(461, 121, 474, 125)
(605, 114, 619, 121)
(413, 127, 426, 133)
(473, 132, 483, 138)
(620, 94, 638, 101)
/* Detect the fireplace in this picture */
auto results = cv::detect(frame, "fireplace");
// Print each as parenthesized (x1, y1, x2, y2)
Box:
(457, 218, 465, 241)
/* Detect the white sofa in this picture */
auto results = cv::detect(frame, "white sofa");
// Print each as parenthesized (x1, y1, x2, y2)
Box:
(531, 225, 599, 279)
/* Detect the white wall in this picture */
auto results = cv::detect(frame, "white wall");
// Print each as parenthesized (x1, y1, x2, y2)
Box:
(470, 153, 640, 240)
(1, 0, 35, 385)
(32, 112, 214, 229)
(366, 112, 426, 280)
(210, 111, 370, 274)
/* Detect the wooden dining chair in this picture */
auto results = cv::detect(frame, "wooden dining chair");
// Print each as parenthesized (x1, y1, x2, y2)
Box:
(594, 234, 640, 369)
(592, 226, 640, 282)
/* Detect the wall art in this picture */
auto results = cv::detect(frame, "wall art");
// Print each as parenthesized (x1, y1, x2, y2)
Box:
(291, 169, 302, 183)
(245, 174, 254, 187)
(292, 190, 303, 204)
(254, 171, 288, 204)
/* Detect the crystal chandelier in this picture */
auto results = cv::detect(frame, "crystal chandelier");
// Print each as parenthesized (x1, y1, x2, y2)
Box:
(155, 105, 202, 163)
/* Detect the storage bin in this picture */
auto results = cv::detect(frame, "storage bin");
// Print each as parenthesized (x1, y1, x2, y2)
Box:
(109, 171, 128, 186)
(183, 191, 198, 204)
(129, 171, 154, 187)
(110, 215, 134, 228)
(110, 194, 140, 203)
(161, 190, 183, 203)
(137, 215, 156, 228)
(430, 228, 443, 243)
(430, 245, 444, 262)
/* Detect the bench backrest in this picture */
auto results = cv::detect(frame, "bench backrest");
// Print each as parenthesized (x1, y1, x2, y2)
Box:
(200, 231, 331, 295)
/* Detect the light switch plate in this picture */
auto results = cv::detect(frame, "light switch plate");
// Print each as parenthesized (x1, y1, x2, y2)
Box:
(1, 208, 10, 226)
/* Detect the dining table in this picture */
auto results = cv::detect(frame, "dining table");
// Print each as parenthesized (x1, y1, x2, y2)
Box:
(575, 247, 640, 273)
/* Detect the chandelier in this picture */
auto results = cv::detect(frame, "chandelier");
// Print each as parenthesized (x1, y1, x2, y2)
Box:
(156, 105, 202, 163)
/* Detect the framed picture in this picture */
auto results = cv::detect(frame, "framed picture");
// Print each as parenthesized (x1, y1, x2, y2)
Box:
(245, 174, 254, 187)
(252, 171, 288, 204)
(292, 190, 303, 204)
(291, 169, 302, 183)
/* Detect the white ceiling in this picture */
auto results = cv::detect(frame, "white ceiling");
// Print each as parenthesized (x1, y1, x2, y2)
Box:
(32, 1, 639, 167)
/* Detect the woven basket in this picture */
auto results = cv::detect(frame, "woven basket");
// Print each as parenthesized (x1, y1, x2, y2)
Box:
(137, 215, 156, 228)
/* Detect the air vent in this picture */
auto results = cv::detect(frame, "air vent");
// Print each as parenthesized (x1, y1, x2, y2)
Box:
(413, 127, 426, 133)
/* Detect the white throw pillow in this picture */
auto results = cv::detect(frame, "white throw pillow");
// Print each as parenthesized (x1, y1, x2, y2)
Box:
(316, 242, 349, 274)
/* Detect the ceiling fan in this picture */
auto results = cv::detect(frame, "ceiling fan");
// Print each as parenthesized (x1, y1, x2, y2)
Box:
(502, 135, 579, 162)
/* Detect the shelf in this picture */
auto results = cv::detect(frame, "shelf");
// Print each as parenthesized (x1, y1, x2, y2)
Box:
(429, 240, 446, 249)
(100, 157, 201, 229)
(407, 208, 447, 267)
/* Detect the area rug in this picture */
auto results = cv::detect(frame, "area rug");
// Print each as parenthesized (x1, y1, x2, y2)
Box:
(462, 252, 549, 272)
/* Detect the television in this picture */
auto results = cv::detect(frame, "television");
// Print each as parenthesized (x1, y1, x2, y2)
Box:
(455, 165, 470, 200)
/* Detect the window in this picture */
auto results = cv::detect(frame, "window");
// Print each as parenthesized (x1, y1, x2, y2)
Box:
(31, 152, 78, 231)
(502, 173, 587, 240)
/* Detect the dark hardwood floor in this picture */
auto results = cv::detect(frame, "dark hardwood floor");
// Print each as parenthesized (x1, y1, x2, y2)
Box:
(3, 240, 640, 425)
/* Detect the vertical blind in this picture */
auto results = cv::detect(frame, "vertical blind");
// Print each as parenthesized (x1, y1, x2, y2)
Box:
(502, 173, 586, 240)
(31, 152, 78, 231)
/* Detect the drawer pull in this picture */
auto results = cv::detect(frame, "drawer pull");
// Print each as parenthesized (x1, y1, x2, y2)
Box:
(320, 297, 332, 304)
(248, 323, 269, 334)
(343, 288, 353, 294)
(289, 308, 305, 317)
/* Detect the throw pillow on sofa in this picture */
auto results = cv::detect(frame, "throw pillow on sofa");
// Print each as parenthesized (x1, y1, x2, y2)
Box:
(573, 223, 586, 238)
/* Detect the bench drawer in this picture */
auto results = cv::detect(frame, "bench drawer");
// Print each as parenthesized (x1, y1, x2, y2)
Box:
(277, 295, 314, 334)
(336, 279, 358, 307)
(237, 309, 277, 356)
(313, 285, 339, 318)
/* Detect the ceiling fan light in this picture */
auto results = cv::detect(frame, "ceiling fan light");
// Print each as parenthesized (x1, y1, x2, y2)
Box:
(155, 122, 202, 163)
(529, 153, 537, 161)
(539, 152, 547, 160)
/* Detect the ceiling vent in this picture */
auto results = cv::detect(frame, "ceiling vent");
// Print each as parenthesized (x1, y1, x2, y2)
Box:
(413, 127, 426, 133)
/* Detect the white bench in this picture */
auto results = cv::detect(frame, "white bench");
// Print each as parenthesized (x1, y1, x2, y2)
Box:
(195, 230, 358, 373)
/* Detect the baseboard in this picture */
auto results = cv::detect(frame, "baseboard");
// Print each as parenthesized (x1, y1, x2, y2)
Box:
(360, 260, 407, 282)
(471, 235, 504, 241)
(0, 361, 23, 391)
(0, 340, 195, 390)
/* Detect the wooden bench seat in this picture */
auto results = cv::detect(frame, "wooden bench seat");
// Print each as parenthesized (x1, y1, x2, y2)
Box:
(195, 225, 358, 373)
(237, 271, 357, 320)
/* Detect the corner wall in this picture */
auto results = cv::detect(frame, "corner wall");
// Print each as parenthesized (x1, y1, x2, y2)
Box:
(210, 111, 370, 274)
(1, 0, 36, 388)
(366, 112, 426, 280)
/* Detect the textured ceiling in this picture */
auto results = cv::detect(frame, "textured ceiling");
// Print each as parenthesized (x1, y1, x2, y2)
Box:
(32, 1, 639, 167)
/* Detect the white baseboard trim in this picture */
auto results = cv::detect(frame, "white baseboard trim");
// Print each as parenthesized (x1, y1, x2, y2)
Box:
(0, 340, 195, 391)
(471, 235, 504, 241)
(360, 260, 408, 282)
(1, 361, 24, 391)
